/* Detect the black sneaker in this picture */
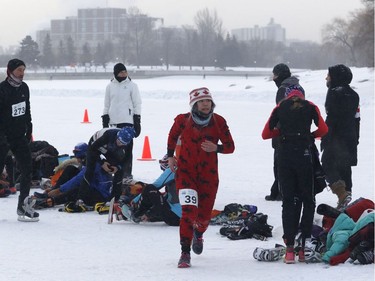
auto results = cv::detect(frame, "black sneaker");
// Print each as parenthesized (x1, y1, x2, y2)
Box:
(265, 194, 282, 201)
(192, 231, 204, 255)
(17, 196, 39, 222)
(357, 249, 374, 264)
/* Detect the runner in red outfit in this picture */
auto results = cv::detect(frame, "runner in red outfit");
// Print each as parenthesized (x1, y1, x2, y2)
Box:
(167, 87, 235, 268)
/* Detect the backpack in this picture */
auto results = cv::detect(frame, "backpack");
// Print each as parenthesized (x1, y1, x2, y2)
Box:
(28, 141, 59, 180)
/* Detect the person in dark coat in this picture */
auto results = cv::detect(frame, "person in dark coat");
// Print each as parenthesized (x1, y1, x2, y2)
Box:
(265, 63, 305, 201)
(0, 59, 39, 222)
(321, 64, 360, 211)
(262, 89, 328, 264)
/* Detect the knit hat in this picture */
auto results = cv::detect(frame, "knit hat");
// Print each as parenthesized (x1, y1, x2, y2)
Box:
(7, 59, 26, 74)
(285, 89, 305, 100)
(117, 126, 135, 145)
(189, 87, 213, 107)
(113, 63, 127, 77)
(273, 63, 291, 79)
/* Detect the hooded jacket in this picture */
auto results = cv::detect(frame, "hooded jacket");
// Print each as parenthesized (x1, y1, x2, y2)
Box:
(321, 65, 360, 166)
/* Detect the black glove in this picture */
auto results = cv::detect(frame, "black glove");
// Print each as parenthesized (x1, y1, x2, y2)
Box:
(133, 114, 141, 138)
(102, 114, 110, 128)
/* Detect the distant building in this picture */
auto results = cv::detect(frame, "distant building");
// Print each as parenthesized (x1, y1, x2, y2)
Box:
(36, 7, 163, 55)
(231, 18, 286, 43)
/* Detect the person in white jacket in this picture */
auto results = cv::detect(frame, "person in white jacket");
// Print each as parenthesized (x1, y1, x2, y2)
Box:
(101, 63, 142, 183)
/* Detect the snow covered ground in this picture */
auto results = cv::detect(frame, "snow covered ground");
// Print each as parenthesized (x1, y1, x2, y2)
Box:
(0, 67, 373, 280)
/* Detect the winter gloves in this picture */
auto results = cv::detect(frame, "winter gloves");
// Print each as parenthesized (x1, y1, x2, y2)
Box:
(102, 114, 110, 128)
(101, 114, 141, 138)
(133, 114, 141, 138)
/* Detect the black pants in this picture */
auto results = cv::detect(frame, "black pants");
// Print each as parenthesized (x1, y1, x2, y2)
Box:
(322, 151, 353, 192)
(116, 123, 134, 178)
(269, 149, 280, 197)
(278, 144, 315, 246)
(0, 137, 32, 208)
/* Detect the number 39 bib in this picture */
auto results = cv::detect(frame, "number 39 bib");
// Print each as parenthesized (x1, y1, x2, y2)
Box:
(179, 189, 198, 206)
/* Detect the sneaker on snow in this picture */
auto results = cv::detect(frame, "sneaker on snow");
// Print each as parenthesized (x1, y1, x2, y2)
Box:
(177, 252, 191, 268)
(284, 247, 295, 264)
(17, 196, 39, 222)
(357, 249, 374, 265)
(192, 230, 204, 255)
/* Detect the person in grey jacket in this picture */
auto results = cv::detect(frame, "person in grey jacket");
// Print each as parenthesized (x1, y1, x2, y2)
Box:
(101, 63, 142, 182)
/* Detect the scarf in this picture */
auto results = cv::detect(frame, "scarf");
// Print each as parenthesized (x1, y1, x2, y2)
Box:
(7, 73, 22, 87)
(191, 108, 213, 127)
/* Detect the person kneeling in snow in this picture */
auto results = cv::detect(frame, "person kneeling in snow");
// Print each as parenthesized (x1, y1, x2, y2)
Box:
(74, 126, 135, 211)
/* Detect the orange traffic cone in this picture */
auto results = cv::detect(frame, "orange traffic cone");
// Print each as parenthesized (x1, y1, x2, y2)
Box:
(137, 136, 156, 161)
(81, 109, 91, 123)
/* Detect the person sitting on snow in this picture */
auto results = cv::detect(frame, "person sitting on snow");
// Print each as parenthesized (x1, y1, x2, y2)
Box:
(110, 154, 181, 226)
(32, 142, 88, 209)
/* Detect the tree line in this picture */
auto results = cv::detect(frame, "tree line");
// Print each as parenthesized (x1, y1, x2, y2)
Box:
(0, 1, 373, 70)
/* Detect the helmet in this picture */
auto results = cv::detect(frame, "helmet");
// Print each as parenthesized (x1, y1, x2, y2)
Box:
(117, 127, 135, 145)
(73, 142, 88, 159)
(159, 154, 169, 171)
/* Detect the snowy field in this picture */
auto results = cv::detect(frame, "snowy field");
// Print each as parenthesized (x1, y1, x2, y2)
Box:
(0, 68, 373, 280)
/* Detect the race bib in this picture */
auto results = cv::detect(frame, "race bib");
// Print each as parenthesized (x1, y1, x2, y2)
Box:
(12, 101, 26, 117)
(179, 188, 198, 206)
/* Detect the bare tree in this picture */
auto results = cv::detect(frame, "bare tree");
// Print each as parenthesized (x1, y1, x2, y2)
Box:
(322, 0, 374, 66)
(194, 8, 224, 69)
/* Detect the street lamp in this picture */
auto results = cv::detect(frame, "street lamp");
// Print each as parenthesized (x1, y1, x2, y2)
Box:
(160, 58, 163, 70)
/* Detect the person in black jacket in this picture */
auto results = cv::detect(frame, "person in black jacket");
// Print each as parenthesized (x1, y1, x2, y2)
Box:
(74, 126, 135, 211)
(262, 89, 328, 264)
(265, 63, 305, 201)
(321, 64, 360, 211)
(0, 58, 39, 222)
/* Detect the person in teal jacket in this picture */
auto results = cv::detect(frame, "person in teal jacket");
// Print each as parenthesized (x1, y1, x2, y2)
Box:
(322, 210, 374, 264)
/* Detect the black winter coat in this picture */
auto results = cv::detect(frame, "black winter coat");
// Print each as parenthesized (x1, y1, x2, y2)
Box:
(0, 79, 32, 140)
(321, 85, 360, 166)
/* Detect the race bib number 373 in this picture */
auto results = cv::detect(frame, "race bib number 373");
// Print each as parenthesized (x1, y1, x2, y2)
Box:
(12, 101, 26, 117)
(179, 189, 198, 206)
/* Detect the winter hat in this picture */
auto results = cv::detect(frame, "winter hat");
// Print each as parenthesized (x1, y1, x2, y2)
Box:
(113, 63, 127, 77)
(272, 63, 291, 79)
(7, 58, 26, 74)
(286, 89, 305, 100)
(73, 142, 88, 159)
(328, 64, 353, 86)
(117, 126, 135, 145)
(189, 87, 213, 107)
(285, 84, 305, 97)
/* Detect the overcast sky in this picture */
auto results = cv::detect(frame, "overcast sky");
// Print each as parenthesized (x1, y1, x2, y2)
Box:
(0, 0, 364, 49)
